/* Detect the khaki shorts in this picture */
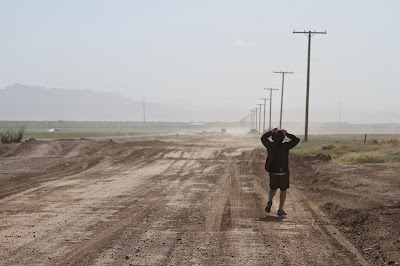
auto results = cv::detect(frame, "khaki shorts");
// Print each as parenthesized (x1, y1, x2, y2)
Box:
(269, 173, 290, 191)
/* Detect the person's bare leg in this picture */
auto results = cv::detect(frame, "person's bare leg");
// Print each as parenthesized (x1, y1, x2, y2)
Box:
(269, 189, 277, 202)
(279, 190, 287, 210)
(265, 189, 276, 212)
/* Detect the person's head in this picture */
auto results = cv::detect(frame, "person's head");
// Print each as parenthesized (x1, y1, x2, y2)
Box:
(272, 129, 284, 143)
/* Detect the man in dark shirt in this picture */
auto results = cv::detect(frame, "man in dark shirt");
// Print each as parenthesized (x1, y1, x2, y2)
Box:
(261, 129, 300, 215)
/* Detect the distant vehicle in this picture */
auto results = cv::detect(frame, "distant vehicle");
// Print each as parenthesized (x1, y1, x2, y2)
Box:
(48, 128, 62, 132)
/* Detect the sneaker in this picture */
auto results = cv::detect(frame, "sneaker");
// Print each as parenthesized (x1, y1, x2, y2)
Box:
(277, 209, 287, 216)
(265, 201, 272, 213)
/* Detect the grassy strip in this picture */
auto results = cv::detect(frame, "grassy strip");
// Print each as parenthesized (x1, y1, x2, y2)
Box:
(21, 128, 157, 140)
(292, 138, 400, 164)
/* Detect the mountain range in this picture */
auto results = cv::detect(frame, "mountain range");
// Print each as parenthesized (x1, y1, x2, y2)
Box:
(0, 84, 243, 122)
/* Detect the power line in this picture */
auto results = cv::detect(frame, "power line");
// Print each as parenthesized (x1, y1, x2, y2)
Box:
(273, 71, 294, 129)
(293, 30, 327, 141)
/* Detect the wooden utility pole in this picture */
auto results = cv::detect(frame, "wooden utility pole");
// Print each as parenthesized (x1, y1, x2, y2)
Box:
(273, 72, 294, 129)
(252, 109, 256, 130)
(142, 97, 146, 123)
(250, 109, 255, 130)
(242, 117, 247, 132)
(249, 110, 252, 130)
(264, 88, 278, 130)
(259, 98, 269, 133)
(293, 30, 327, 141)
(257, 104, 263, 133)
(254, 108, 258, 132)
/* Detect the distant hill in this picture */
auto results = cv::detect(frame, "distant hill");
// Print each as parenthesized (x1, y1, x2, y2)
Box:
(0, 84, 208, 121)
(0, 84, 144, 121)
(0, 84, 245, 122)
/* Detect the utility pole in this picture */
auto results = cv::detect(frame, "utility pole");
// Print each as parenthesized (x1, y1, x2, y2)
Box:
(250, 109, 255, 130)
(293, 30, 327, 141)
(257, 104, 263, 133)
(264, 88, 279, 130)
(254, 108, 258, 132)
(273, 72, 294, 129)
(142, 97, 146, 123)
(259, 97, 269, 133)
(248, 115, 251, 131)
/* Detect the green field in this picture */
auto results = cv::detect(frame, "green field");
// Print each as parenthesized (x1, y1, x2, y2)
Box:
(292, 135, 400, 164)
(19, 128, 160, 140)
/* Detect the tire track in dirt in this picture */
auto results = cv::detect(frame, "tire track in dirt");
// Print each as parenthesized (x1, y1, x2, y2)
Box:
(63, 146, 242, 265)
(54, 146, 225, 265)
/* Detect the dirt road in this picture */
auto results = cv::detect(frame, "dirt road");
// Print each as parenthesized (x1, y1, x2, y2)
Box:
(0, 134, 398, 265)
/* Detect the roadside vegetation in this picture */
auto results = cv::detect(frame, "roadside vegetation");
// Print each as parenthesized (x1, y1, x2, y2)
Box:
(292, 137, 400, 164)
(22, 128, 155, 140)
(0, 127, 159, 141)
(0, 127, 25, 143)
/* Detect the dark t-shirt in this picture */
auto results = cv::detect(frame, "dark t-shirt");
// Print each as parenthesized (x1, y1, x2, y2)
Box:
(261, 132, 300, 173)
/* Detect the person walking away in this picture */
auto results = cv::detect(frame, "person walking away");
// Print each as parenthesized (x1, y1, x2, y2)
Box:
(261, 129, 300, 215)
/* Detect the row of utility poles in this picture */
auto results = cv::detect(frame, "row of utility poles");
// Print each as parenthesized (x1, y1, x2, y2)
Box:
(243, 83, 285, 134)
(242, 30, 326, 141)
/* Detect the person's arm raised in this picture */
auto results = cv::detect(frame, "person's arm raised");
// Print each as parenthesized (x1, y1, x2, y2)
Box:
(286, 132, 300, 149)
(261, 130, 273, 148)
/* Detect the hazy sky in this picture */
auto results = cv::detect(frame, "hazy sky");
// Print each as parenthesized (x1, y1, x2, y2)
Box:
(1, 0, 399, 123)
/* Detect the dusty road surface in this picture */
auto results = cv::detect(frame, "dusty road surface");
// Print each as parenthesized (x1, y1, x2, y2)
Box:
(0, 134, 399, 265)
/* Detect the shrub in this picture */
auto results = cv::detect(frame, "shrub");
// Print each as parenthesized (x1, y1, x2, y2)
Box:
(384, 139, 399, 148)
(354, 155, 385, 164)
(337, 151, 387, 164)
(322, 144, 335, 150)
(391, 151, 400, 162)
(0, 127, 25, 143)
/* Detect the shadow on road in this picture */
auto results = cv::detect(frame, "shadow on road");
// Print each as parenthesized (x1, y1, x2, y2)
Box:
(257, 215, 286, 223)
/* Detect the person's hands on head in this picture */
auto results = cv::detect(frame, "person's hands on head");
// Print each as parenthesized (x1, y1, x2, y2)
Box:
(281, 129, 287, 136)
